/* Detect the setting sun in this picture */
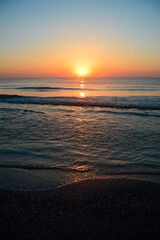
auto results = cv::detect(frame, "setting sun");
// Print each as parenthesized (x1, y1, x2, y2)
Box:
(78, 69, 86, 76)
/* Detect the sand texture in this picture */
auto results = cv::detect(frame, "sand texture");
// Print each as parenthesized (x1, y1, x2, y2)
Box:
(0, 178, 160, 240)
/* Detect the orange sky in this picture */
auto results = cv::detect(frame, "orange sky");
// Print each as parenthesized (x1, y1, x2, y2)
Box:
(0, 0, 160, 78)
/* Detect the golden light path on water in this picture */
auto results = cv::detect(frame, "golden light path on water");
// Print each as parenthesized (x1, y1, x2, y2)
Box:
(80, 92, 85, 97)
(61, 91, 97, 185)
(79, 77, 85, 97)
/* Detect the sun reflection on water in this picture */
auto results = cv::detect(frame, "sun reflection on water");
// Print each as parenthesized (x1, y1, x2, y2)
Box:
(80, 83, 84, 89)
(80, 92, 85, 97)
(70, 165, 89, 172)
(63, 168, 96, 186)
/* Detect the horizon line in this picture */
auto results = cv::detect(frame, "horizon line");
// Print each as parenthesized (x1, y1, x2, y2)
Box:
(0, 76, 160, 79)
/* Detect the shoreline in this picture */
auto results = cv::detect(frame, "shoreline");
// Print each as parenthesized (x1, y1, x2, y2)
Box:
(0, 168, 160, 192)
(0, 177, 160, 240)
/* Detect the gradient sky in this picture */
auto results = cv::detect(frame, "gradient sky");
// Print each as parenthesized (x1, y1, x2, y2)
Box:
(0, 0, 160, 77)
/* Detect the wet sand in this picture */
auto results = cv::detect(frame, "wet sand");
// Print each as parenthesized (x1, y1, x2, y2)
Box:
(0, 178, 160, 240)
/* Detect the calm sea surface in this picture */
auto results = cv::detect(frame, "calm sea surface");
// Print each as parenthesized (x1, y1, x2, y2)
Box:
(0, 77, 160, 190)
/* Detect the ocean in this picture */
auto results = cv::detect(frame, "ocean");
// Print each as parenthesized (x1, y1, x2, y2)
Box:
(0, 77, 160, 190)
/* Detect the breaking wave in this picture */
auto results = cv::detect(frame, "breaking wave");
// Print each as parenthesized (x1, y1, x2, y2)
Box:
(17, 86, 94, 91)
(1, 86, 159, 92)
(0, 163, 160, 176)
(0, 94, 160, 111)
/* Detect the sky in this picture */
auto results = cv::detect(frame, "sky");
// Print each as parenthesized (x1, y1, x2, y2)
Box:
(0, 0, 160, 78)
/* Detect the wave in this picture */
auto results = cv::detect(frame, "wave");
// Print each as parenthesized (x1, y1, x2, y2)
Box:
(95, 109, 160, 118)
(17, 87, 96, 91)
(0, 94, 160, 111)
(17, 87, 159, 92)
(1, 86, 159, 92)
(0, 163, 160, 176)
(0, 94, 22, 98)
(0, 107, 44, 114)
(0, 164, 90, 172)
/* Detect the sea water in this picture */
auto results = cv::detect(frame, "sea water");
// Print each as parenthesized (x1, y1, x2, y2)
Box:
(0, 77, 160, 190)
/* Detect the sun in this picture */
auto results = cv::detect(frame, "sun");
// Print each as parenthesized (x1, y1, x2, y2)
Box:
(78, 68, 86, 76)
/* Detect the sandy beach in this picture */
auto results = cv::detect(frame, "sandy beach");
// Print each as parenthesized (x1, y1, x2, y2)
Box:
(0, 178, 160, 240)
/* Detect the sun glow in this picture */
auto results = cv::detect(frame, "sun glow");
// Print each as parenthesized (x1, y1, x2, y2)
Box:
(78, 68, 86, 76)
